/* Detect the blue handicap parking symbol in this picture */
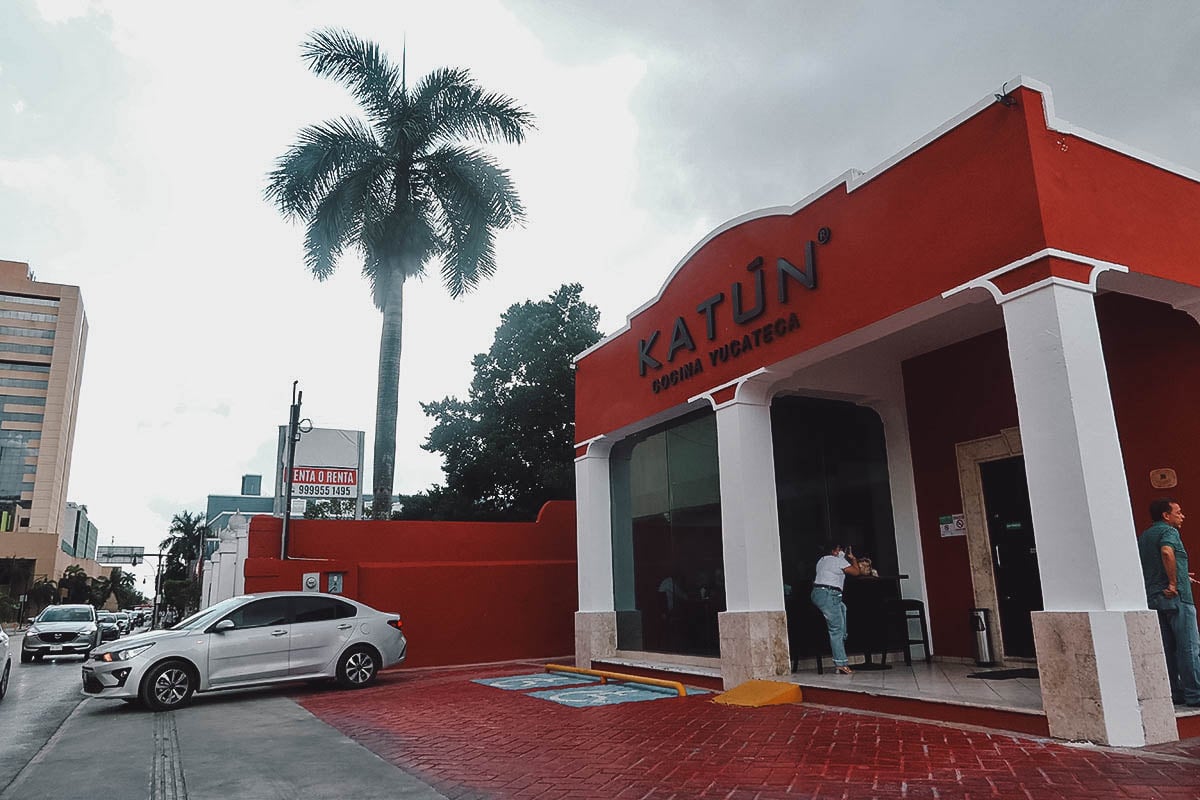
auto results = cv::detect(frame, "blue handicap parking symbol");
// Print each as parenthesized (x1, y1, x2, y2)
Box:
(473, 672, 601, 691)
(529, 683, 692, 707)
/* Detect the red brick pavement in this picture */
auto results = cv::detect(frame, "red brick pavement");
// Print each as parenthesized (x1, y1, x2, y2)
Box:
(296, 661, 1200, 800)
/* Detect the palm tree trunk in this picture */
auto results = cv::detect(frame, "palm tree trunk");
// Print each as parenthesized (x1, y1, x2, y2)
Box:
(372, 275, 406, 518)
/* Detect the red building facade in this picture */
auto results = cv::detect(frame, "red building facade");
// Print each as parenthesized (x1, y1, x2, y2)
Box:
(573, 78, 1200, 746)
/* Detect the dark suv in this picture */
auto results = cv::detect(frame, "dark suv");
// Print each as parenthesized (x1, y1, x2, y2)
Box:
(22, 605, 101, 661)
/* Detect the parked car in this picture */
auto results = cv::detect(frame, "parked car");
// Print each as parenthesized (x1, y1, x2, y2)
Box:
(1, 625, 10, 701)
(96, 612, 121, 642)
(22, 605, 101, 661)
(82, 592, 407, 711)
(114, 612, 131, 635)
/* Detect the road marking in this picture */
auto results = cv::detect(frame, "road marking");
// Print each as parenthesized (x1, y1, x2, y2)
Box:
(151, 712, 187, 800)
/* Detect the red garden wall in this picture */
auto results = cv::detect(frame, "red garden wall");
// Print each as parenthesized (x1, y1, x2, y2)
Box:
(242, 501, 577, 668)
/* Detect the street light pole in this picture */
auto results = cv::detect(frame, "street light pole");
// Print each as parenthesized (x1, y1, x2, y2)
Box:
(280, 381, 302, 561)
(151, 549, 165, 629)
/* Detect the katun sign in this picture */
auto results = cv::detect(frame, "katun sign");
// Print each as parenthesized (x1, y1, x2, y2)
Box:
(638, 230, 827, 394)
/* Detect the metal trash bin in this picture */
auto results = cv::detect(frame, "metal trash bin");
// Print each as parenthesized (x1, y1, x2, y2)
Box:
(969, 607, 996, 666)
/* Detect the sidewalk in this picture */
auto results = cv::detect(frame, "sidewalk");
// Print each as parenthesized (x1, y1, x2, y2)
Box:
(298, 660, 1200, 800)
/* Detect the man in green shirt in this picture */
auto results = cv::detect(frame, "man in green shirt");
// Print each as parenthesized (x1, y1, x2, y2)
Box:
(1138, 498, 1200, 706)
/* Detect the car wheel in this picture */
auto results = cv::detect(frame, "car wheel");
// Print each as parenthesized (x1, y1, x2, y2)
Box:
(0, 660, 9, 700)
(20, 650, 32, 664)
(335, 646, 378, 689)
(140, 660, 196, 711)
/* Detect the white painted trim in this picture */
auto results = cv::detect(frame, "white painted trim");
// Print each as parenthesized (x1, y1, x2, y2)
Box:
(572, 433, 610, 457)
(687, 367, 775, 411)
(575, 76, 1193, 365)
(942, 248, 1130, 303)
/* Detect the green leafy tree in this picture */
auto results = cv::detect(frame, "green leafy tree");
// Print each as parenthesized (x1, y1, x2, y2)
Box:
(60, 565, 91, 604)
(111, 569, 146, 609)
(303, 499, 358, 520)
(399, 283, 601, 521)
(27, 577, 57, 610)
(90, 567, 145, 609)
(265, 30, 535, 519)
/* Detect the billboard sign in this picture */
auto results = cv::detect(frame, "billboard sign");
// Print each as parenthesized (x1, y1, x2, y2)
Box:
(291, 466, 359, 499)
(275, 426, 365, 518)
(96, 545, 146, 565)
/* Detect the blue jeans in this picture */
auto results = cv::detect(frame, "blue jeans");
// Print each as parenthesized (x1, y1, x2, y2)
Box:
(1150, 592, 1200, 704)
(811, 586, 848, 667)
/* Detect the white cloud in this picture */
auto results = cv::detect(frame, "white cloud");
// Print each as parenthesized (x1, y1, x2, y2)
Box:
(33, 0, 96, 23)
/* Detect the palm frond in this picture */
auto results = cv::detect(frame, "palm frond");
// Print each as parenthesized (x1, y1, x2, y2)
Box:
(265, 117, 381, 218)
(423, 145, 525, 228)
(409, 67, 535, 150)
(303, 163, 385, 280)
(423, 146, 524, 297)
(302, 29, 401, 127)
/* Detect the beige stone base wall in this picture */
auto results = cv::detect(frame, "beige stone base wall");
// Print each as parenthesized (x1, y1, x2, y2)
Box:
(1033, 610, 1177, 746)
(574, 610, 617, 667)
(718, 610, 790, 689)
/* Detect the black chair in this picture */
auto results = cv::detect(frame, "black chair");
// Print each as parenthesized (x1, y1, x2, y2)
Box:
(786, 589, 831, 674)
(883, 598, 932, 665)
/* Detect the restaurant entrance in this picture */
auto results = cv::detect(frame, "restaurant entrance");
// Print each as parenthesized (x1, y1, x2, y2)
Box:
(979, 456, 1043, 659)
(772, 396, 900, 665)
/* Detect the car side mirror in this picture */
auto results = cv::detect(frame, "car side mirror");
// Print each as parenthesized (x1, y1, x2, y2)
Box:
(213, 619, 236, 633)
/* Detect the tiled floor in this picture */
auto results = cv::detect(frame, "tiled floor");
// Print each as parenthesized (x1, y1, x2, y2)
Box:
(788, 659, 1044, 713)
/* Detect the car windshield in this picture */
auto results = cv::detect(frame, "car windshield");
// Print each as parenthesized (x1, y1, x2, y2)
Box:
(98, 613, 114, 621)
(39, 607, 93, 623)
(171, 597, 248, 631)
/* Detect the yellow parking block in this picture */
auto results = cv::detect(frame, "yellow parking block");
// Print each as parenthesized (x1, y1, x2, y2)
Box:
(712, 680, 803, 707)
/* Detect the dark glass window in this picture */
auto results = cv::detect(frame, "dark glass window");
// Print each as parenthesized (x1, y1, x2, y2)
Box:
(611, 409, 723, 657)
(293, 596, 355, 622)
(772, 395, 898, 606)
(222, 597, 290, 628)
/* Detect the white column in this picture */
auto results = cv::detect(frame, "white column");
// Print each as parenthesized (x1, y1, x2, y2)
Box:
(1000, 280, 1175, 746)
(574, 438, 617, 665)
(713, 388, 790, 687)
(233, 517, 249, 597)
(715, 398, 786, 613)
(1001, 282, 1141, 610)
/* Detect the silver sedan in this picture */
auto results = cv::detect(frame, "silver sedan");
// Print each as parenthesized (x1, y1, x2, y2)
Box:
(0, 625, 9, 701)
(81, 592, 407, 711)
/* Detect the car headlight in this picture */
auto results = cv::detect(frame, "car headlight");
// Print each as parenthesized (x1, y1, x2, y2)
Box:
(100, 643, 154, 662)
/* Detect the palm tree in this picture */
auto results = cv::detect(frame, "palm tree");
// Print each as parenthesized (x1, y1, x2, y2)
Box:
(161, 511, 206, 579)
(265, 30, 534, 518)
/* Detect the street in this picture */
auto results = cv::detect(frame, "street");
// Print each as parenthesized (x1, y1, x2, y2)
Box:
(0, 633, 446, 800)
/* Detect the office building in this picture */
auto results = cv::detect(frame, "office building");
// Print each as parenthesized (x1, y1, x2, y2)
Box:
(0, 259, 93, 595)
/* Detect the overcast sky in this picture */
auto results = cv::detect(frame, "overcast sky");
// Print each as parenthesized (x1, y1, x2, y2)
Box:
(2, 0, 1198, 588)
